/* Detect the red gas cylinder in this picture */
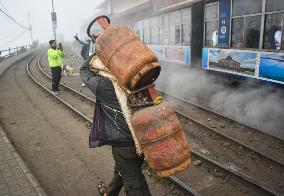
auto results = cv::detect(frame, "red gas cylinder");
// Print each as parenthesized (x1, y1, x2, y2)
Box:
(87, 15, 161, 90)
(131, 101, 192, 177)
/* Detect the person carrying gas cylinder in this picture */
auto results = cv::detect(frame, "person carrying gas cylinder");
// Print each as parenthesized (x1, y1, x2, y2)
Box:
(48, 40, 64, 94)
(81, 15, 191, 196)
(80, 55, 152, 196)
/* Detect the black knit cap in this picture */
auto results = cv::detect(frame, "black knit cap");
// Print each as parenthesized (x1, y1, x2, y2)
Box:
(49, 40, 56, 45)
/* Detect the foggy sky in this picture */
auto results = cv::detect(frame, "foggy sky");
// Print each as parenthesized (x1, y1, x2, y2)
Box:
(0, 0, 104, 50)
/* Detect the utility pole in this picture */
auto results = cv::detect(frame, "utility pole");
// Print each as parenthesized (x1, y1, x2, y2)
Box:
(28, 11, 33, 43)
(51, 0, 57, 41)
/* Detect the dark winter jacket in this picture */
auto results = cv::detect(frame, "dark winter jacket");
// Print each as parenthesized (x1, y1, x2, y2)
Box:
(80, 57, 134, 148)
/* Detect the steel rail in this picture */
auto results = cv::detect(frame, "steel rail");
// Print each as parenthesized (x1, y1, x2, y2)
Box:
(27, 53, 91, 123)
(34, 52, 280, 195)
(158, 90, 284, 167)
(194, 151, 279, 195)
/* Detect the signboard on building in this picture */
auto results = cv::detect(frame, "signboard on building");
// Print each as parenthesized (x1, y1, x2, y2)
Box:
(51, 12, 57, 29)
(218, 0, 231, 48)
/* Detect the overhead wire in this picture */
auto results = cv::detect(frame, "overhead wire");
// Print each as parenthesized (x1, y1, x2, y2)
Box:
(0, 1, 31, 50)
(0, 7, 29, 30)
(0, 0, 9, 14)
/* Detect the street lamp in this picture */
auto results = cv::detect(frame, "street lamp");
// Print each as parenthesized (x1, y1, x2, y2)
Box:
(51, 0, 57, 41)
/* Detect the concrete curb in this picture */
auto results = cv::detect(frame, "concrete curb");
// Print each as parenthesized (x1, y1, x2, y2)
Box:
(0, 126, 48, 196)
(0, 49, 48, 196)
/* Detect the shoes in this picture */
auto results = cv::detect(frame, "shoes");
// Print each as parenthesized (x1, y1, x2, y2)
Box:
(52, 90, 59, 95)
(81, 83, 86, 87)
(97, 182, 107, 196)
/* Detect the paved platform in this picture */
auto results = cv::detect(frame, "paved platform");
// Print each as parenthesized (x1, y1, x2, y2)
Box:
(0, 125, 46, 196)
(0, 52, 46, 196)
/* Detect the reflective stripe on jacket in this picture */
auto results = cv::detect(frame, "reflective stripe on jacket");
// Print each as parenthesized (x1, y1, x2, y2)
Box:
(48, 48, 64, 67)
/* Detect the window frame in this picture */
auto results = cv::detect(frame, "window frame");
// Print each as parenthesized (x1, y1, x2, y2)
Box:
(203, 2, 219, 47)
(181, 8, 192, 46)
(230, 0, 284, 50)
(169, 11, 182, 45)
(231, 0, 264, 49)
(133, 8, 192, 46)
(202, 0, 284, 50)
(150, 16, 160, 44)
(262, 0, 284, 50)
(159, 13, 170, 45)
(143, 18, 151, 44)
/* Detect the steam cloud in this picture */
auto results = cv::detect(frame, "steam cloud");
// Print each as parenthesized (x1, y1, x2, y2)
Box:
(156, 63, 284, 140)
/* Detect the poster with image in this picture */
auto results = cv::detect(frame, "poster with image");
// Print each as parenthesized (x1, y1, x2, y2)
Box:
(259, 53, 284, 82)
(209, 49, 257, 76)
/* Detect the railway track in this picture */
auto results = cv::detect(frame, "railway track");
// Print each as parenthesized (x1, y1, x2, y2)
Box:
(27, 50, 283, 195)
(158, 90, 284, 165)
(157, 90, 284, 195)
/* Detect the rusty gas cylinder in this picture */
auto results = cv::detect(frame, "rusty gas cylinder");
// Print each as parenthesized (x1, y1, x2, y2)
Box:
(87, 16, 161, 90)
(131, 102, 191, 177)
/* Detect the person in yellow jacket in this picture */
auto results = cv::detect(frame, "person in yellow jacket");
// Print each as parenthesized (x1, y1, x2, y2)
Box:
(48, 40, 64, 94)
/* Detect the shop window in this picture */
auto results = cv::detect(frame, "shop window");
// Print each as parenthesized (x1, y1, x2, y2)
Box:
(263, 13, 284, 50)
(204, 3, 218, 47)
(231, 0, 262, 49)
(133, 23, 140, 39)
(231, 18, 244, 48)
(244, 16, 261, 48)
(205, 3, 218, 20)
(135, 21, 144, 42)
(175, 25, 181, 45)
(232, 0, 262, 16)
(170, 11, 181, 45)
(181, 24, 190, 45)
(159, 14, 169, 45)
(231, 16, 261, 49)
(205, 21, 218, 47)
(143, 19, 150, 44)
(181, 8, 191, 46)
(263, 1, 284, 50)
(150, 17, 159, 44)
(266, 0, 284, 12)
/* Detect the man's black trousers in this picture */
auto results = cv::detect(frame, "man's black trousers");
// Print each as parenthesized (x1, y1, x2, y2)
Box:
(51, 66, 62, 91)
(107, 146, 151, 196)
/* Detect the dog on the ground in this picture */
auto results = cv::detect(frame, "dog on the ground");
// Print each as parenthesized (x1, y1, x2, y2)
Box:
(62, 64, 74, 77)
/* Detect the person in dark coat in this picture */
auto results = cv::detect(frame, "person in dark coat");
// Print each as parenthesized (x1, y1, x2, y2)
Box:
(74, 35, 91, 61)
(75, 35, 92, 87)
(80, 56, 151, 196)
